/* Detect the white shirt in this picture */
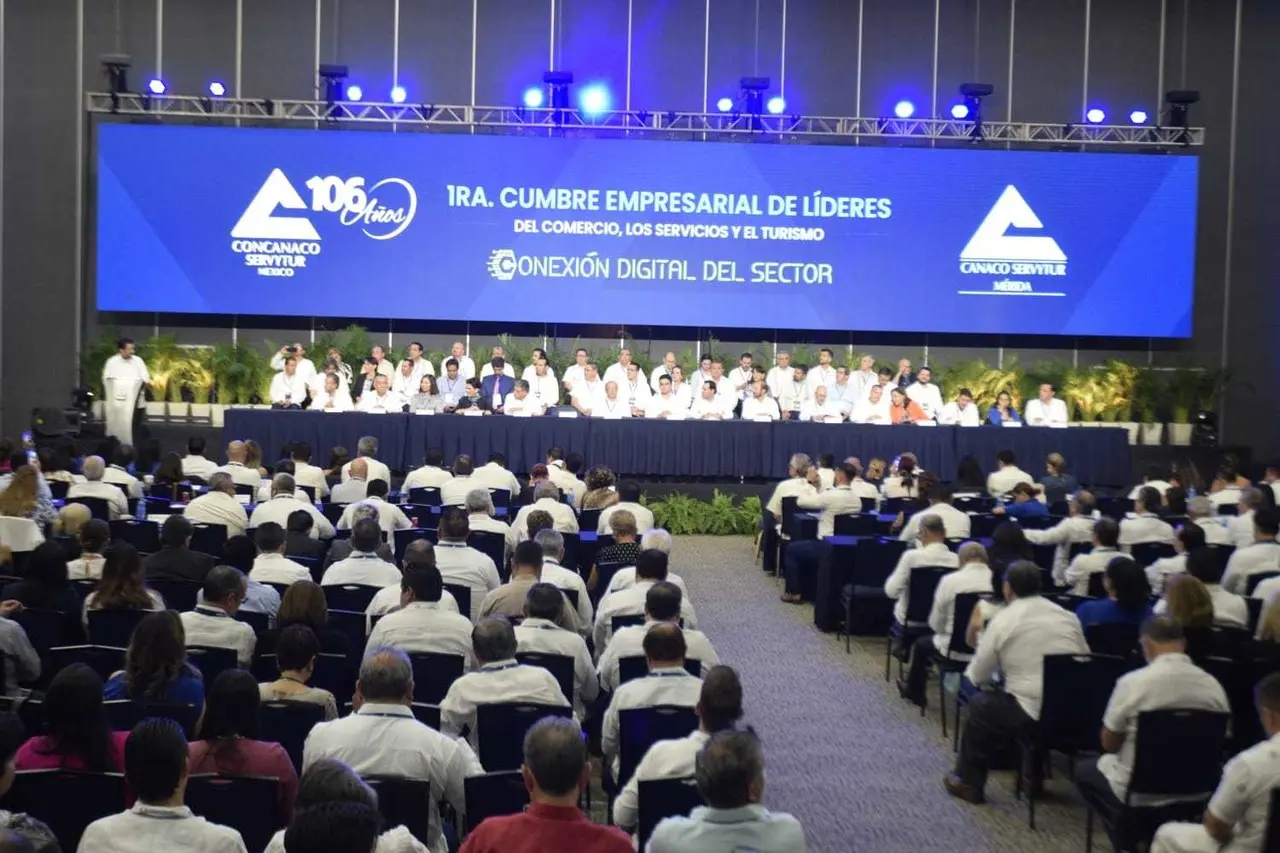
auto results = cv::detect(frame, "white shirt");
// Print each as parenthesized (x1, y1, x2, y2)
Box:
(603, 567, 689, 598)
(1024, 397, 1070, 425)
(598, 502, 656, 536)
(1025, 515, 1095, 577)
(478, 361, 516, 380)
(596, 622, 720, 693)
(250, 552, 312, 585)
(1098, 652, 1229, 802)
(183, 491, 249, 538)
(264, 825, 425, 853)
(269, 371, 310, 405)
(322, 551, 403, 588)
(1146, 553, 1188, 595)
(1154, 584, 1250, 629)
(311, 387, 354, 412)
(645, 392, 688, 420)
(570, 379, 606, 414)
(367, 601, 475, 664)
(1195, 516, 1235, 546)
(303, 703, 484, 853)
(546, 465, 588, 509)
(622, 376, 652, 409)
(987, 465, 1035, 497)
(930, 562, 994, 655)
(727, 366, 755, 397)
(938, 401, 981, 427)
(899, 503, 973, 545)
(181, 455, 218, 480)
(765, 477, 817, 519)
(391, 371, 420, 398)
(1229, 510, 1257, 550)
(826, 381, 859, 415)
(594, 581, 698, 653)
(502, 392, 545, 418)
(799, 399, 844, 423)
(289, 461, 330, 500)
(602, 668, 703, 775)
(214, 461, 262, 488)
(270, 352, 318, 385)
(103, 465, 143, 500)
(849, 369, 879, 401)
(248, 494, 334, 539)
(594, 395, 631, 419)
(366, 587, 461, 620)
(562, 363, 588, 389)
(687, 394, 734, 420)
(650, 363, 678, 391)
(67, 481, 130, 519)
(1128, 480, 1172, 500)
(509, 499, 580, 548)
(805, 364, 838, 395)
(965, 595, 1089, 719)
(435, 373, 468, 406)
(905, 381, 944, 418)
(440, 659, 569, 742)
(884, 542, 961, 623)
(339, 496, 413, 535)
(440, 355, 476, 380)
(524, 372, 559, 406)
(514, 617, 599, 713)
(765, 365, 793, 399)
(849, 395, 891, 425)
(79, 803, 246, 853)
(540, 559, 594, 630)
(67, 553, 106, 580)
(403, 465, 453, 492)
(1221, 540, 1280, 595)
(181, 605, 257, 665)
(1062, 546, 1120, 593)
(796, 486, 864, 538)
(1119, 513, 1176, 548)
(603, 362, 634, 387)
(342, 457, 392, 486)
(102, 354, 151, 407)
(359, 389, 404, 413)
(435, 541, 502, 621)
(613, 730, 710, 830)
(778, 379, 809, 413)
(469, 462, 523, 500)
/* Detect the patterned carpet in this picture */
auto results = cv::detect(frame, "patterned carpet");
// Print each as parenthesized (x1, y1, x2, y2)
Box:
(675, 535, 1107, 853)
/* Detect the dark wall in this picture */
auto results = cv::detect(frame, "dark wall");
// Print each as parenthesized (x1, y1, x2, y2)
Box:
(1, 0, 1271, 452)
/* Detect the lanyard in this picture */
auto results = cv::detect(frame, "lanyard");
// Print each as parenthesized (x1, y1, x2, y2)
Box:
(194, 606, 229, 618)
(481, 661, 520, 673)
(647, 669, 689, 678)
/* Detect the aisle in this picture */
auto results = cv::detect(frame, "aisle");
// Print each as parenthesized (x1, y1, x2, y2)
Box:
(675, 535, 1093, 853)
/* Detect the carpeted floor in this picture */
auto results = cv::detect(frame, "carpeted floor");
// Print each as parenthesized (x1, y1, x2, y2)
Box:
(675, 534, 1109, 853)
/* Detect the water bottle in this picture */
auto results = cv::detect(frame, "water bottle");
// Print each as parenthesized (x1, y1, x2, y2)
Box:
(1188, 485, 1198, 498)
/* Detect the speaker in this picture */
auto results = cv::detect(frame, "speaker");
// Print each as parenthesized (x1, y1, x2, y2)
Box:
(31, 407, 69, 438)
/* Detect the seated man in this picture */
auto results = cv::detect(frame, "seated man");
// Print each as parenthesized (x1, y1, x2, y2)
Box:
(1127, 465, 1173, 501)
(946, 562, 1088, 803)
(269, 357, 310, 409)
(479, 541, 579, 632)
(1187, 496, 1234, 546)
(1149, 673, 1280, 853)
(179, 565, 258, 666)
(986, 449, 1033, 497)
(849, 384, 891, 425)
(181, 435, 218, 481)
(67, 455, 129, 519)
(898, 484, 972, 544)
(992, 482, 1049, 520)
(249, 473, 334, 538)
(1024, 382, 1069, 426)
(465, 488, 512, 564)
(470, 452, 523, 501)
(644, 374, 687, 420)
(596, 582, 720, 693)
(289, 442, 330, 500)
(103, 444, 144, 500)
(403, 448, 453, 491)
(740, 380, 781, 422)
(1153, 548, 1249, 629)
(367, 562, 474, 662)
(143, 515, 216, 584)
(594, 550, 698, 654)
(1146, 522, 1205, 595)
(311, 371, 353, 412)
(1062, 517, 1122, 594)
(1075, 617, 1229, 843)
(569, 363, 606, 415)
(514, 582, 599, 716)
(337, 479, 412, 535)
(601, 624, 703, 779)
(613, 665, 744, 832)
(938, 388, 981, 426)
(213, 440, 262, 488)
(329, 458, 370, 505)
(439, 455, 476, 507)
(1119, 486, 1176, 549)
(323, 504, 394, 570)
(79, 717, 246, 852)
(688, 381, 733, 420)
(622, 362, 652, 416)
(502, 379, 546, 418)
(436, 508, 503, 622)
(249, 521, 313, 585)
(357, 373, 403, 413)
(440, 617, 570, 743)
(303, 648, 484, 853)
(1228, 488, 1265, 549)
(597, 480, 656, 535)
(340, 437, 392, 486)
(1221, 506, 1280, 595)
(799, 385, 844, 423)
(532, 529, 593, 631)
(884, 516, 960, 629)
(1025, 491, 1097, 581)
(321, 519, 403, 588)
(781, 461, 865, 603)
(508, 481, 579, 549)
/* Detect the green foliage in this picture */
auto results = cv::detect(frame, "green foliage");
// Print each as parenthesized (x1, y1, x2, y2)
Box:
(937, 359, 1022, 410)
(644, 490, 761, 535)
(80, 329, 124, 398)
(208, 343, 271, 404)
(311, 325, 374, 370)
(1167, 365, 1232, 423)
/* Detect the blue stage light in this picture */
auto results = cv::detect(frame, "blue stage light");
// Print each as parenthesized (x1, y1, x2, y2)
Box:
(390, 85, 406, 104)
(717, 97, 734, 112)
(894, 100, 915, 119)
(147, 78, 166, 95)
(1129, 109, 1148, 124)
(950, 103, 970, 119)
(765, 96, 786, 115)
(346, 84, 363, 102)
(1085, 107, 1106, 124)
(523, 87, 545, 108)
(207, 81, 226, 97)
(580, 84, 610, 116)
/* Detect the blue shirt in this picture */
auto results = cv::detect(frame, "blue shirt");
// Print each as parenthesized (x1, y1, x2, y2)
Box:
(240, 579, 281, 617)
(1003, 499, 1050, 519)
(1076, 598, 1153, 630)
(986, 406, 1022, 426)
(648, 805, 807, 853)
(104, 668, 206, 717)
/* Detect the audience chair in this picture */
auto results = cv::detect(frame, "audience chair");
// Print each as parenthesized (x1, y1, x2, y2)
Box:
(394, 528, 434, 562)
(105, 699, 199, 739)
(468, 532, 507, 581)
(1086, 572, 1108, 599)
(1031, 544, 1059, 573)
(407, 652, 465, 705)
(1246, 571, 1280, 596)
(1082, 709, 1229, 853)
(611, 614, 646, 636)
(486, 488, 510, 510)
(1084, 622, 1141, 659)
(66, 497, 110, 522)
(147, 579, 201, 612)
(72, 579, 97, 601)
(617, 705, 699, 790)
(143, 494, 179, 514)
(362, 777, 432, 844)
(933, 593, 987, 740)
(255, 654, 353, 708)
(463, 771, 529, 834)
(6, 770, 126, 851)
(46, 481, 69, 500)
(406, 487, 442, 507)
(1130, 542, 1176, 568)
(189, 524, 228, 557)
(1069, 541, 1094, 560)
(11, 608, 74, 659)
(1247, 598, 1264, 635)
(638, 778, 704, 852)
(476, 703, 572, 771)
(186, 645, 239, 687)
(514, 652, 575, 704)
(442, 584, 471, 621)
(235, 609, 270, 636)
(969, 515, 1002, 540)
(1196, 655, 1270, 756)
(578, 509, 603, 535)
(1184, 625, 1253, 661)
(44, 645, 125, 683)
(323, 610, 369, 669)
(322, 583, 382, 612)
(86, 609, 148, 648)
(108, 519, 160, 554)
(1262, 788, 1280, 852)
(289, 555, 322, 584)
(186, 774, 281, 853)
(1096, 497, 1133, 521)
(560, 532, 583, 571)
(839, 537, 907, 650)
(833, 514, 877, 537)
(617, 657, 701, 687)
(319, 502, 345, 522)
(884, 567, 949, 682)
(592, 562, 628, 605)
(258, 700, 326, 772)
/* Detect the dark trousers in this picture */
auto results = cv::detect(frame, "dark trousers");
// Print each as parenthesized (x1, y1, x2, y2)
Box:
(782, 539, 827, 597)
(761, 510, 779, 574)
(954, 690, 1034, 792)
(1075, 757, 1125, 848)
(902, 633, 937, 701)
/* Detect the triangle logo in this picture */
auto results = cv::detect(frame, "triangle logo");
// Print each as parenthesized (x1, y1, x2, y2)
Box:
(231, 168, 322, 241)
(960, 185, 1066, 264)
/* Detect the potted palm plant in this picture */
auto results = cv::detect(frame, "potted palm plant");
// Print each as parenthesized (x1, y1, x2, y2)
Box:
(80, 330, 123, 421)
(1166, 367, 1230, 446)
(1130, 368, 1164, 445)
(137, 334, 185, 419)
(1099, 360, 1138, 444)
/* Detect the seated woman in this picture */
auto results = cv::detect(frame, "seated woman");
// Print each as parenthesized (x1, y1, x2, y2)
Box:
(257, 624, 338, 720)
(0, 465, 57, 531)
(1038, 452, 1079, 506)
(986, 391, 1022, 426)
(2, 541, 82, 615)
(149, 452, 188, 499)
(0, 713, 59, 853)
(255, 581, 350, 659)
(14, 663, 128, 771)
(1161, 574, 1215, 629)
(82, 542, 166, 628)
(1076, 556, 1153, 629)
(103, 610, 206, 723)
(581, 466, 619, 511)
(888, 387, 928, 424)
(66, 519, 110, 580)
(407, 375, 445, 414)
(190, 669, 298, 826)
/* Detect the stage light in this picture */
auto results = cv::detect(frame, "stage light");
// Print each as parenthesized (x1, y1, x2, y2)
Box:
(717, 97, 734, 112)
(318, 64, 350, 107)
(1085, 107, 1106, 124)
(208, 81, 226, 97)
(346, 84, 363, 102)
(390, 85, 406, 104)
(950, 103, 970, 120)
(1128, 109, 1148, 124)
(523, 86, 545, 108)
(893, 100, 915, 119)
(957, 83, 994, 139)
(101, 54, 132, 96)
(580, 84, 610, 116)
(765, 96, 786, 115)
(147, 78, 166, 95)
(543, 71, 573, 110)
(1164, 89, 1200, 134)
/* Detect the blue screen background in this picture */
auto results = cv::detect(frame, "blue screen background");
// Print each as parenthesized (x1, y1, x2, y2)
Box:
(95, 123, 1198, 337)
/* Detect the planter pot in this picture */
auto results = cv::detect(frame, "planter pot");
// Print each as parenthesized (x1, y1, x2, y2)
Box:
(1117, 422, 1140, 445)
(190, 404, 211, 420)
(1168, 423, 1193, 446)
(1077, 421, 1100, 428)
(250, 404, 271, 410)
(167, 402, 190, 418)
(145, 401, 168, 419)
(211, 404, 226, 427)
(1140, 423, 1163, 445)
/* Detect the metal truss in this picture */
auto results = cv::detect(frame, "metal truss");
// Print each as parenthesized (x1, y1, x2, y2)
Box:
(86, 92, 1204, 148)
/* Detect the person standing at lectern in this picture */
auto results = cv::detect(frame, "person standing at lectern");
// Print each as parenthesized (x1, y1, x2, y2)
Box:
(102, 337, 150, 445)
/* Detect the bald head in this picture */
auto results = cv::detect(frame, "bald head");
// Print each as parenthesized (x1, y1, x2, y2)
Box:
(81, 455, 105, 481)
(358, 647, 413, 705)
(349, 458, 368, 480)
(226, 440, 246, 463)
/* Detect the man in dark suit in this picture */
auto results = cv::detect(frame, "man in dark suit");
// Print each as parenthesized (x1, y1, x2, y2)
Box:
(142, 515, 216, 583)
(479, 358, 517, 413)
(284, 509, 327, 562)
(320, 503, 395, 570)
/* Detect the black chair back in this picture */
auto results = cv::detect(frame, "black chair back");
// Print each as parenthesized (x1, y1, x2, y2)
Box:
(186, 645, 240, 686)
(476, 702, 572, 771)
(1126, 709, 1229, 803)
(11, 608, 73, 657)
(1247, 597, 1265, 634)
(560, 532, 582, 570)
(322, 584, 382, 612)
(611, 613, 646, 635)
(1069, 541, 1094, 560)
(579, 509, 603, 533)
(1184, 626, 1253, 661)
(779, 496, 801, 541)
(109, 519, 161, 554)
(515, 652, 575, 703)
(1263, 788, 1280, 852)
(1038, 654, 1132, 753)
(487, 488, 511, 509)
(407, 652, 465, 705)
(638, 777, 704, 852)
(325, 610, 368, 668)
(1031, 544, 1058, 573)
(147, 579, 201, 612)
(393, 528, 433, 561)
(903, 567, 949, 625)
(593, 562, 628, 603)
(363, 776, 432, 843)
(1131, 542, 1176, 567)
(67, 497, 110, 521)
(235, 609, 270, 636)
(45, 645, 126, 682)
(882, 497, 907, 515)
(319, 502, 345, 523)
(469, 532, 507, 580)
(189, 524, 228, 557)
(1197, 656, 1269, 755)
(463, 771, 529, 833)
(6, 770, 125, 850)
(1084, 622, 1141, 658)
(443, 584, 472, 620)
(185, 774, 280, 853)
(1086, 571, 1108, 598)
(105, 699, 199, 738)
(47, 481, 69, 500)
(1247, 571, 1280, 596)
(407, 487, 442, 506)
(946, 594, 986, 657)
(833, 513, 877, 537)
(86, 608, 147, 647)
(618, 705, 699, 787)
(259, 700, 326, 772)
(618, 657, 702, 686)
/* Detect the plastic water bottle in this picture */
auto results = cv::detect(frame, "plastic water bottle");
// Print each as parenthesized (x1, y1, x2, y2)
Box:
(1188, 485, 1198, 498)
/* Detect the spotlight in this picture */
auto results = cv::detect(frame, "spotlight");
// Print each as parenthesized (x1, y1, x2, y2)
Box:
(523, 87, 545, 108)
(958, 83, 994, 139)
(579, 84, 610, 116)
(717, 97, 735, 112)
(147, 78, 166, 95)
(101, 54, 131, 95)
(739, 76, 770, 115)
(346, 84, 363, 102)
(950, 103, 970, 120)
(1085, 107, 1106, 124)
(1128, 109, 1148, 125)
(893, 100, 915, 119)
(1164, 89, 1201, 131)
(765, 96, 786, 115)
(318, 64, 349, 106)
(208, 81, 226, 97)
(390, 85, 406, 104)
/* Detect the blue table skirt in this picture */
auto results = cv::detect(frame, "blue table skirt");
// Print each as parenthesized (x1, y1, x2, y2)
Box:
(222, 410, 1130, 484)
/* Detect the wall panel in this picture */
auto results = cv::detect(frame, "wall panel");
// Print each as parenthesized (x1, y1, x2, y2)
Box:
(397, 0, 473, 105)
(242, 0, 317, 100)
(630, 0, 705, 112)
(473, 0, 549, 106)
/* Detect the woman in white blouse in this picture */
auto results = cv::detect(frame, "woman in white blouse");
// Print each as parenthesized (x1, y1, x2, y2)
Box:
(66, 519, 110, 580)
